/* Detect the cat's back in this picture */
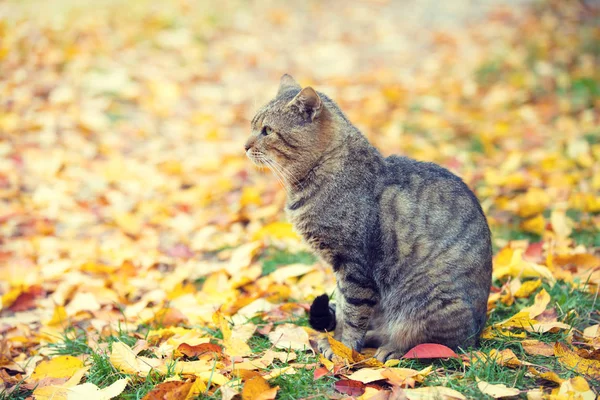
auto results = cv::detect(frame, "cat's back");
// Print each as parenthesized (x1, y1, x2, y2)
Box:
(378, 154, 492, 284)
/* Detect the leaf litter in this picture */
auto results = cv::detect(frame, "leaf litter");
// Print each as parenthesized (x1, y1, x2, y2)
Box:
(0, 0, 599, 398)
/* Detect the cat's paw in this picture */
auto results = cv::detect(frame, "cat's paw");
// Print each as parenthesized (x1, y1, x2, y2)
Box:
(317, 337, 334, 360)
(374, 345, 403, 362)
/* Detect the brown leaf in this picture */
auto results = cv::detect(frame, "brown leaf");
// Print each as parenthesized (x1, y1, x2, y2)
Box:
(7, 285, 44, 312)
(177, 343, 222, 358)
(334, 379, 365, 397)
(521, 340, 554, 357)
(141, 380, 194, 400)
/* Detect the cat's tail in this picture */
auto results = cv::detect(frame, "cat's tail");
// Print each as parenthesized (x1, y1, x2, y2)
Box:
(309, 294, 336, 332)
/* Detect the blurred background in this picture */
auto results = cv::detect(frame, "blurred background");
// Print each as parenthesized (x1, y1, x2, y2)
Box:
(0, 0, 599, 306)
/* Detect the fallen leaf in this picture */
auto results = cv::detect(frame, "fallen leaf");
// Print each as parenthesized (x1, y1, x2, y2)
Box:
(346, 368, 386, 383)
(178, 343, 223, 358)
(521, 340, 554, 356)
(141, 380, 193, 400)
(513, 280, 541, 298)
(241, 376, 278, 400)
(477, 380, 520, 398)
(334, 379, 365, 397)
(398, 386, 466, 399)
(30, 356, 84, 381)
(553, 376, 595, 400)
(402, 343, 458, 359)
(268, 324, 311, 351)
(554, 342, 600, 380)
(68, 378, 130, 400)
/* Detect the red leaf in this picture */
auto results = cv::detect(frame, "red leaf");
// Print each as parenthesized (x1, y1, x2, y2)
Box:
(178, 343, 223, 358)
(8, 285, 44, 312)
(402, 343, 458, 359)
(524, 241, 544, 262)
(335, 379, 365, 396)
(313, 367, 329, 380)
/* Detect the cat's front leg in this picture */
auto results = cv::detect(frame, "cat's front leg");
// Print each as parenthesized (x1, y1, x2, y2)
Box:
(337, 269, 379, 353)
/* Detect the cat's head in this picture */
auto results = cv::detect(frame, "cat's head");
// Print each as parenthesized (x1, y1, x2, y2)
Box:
(245, 75, 341, 185)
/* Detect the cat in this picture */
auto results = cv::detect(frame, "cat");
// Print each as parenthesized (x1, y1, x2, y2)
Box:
(245, 74, 492, 361)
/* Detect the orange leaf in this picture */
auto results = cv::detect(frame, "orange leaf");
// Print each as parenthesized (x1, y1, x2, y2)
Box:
(521, 340, 554, 357)
(177, 343, 223, 358)
(313, 367, 329, 380)
(241, 376, 278, 400)
(141, 380, 194, 400)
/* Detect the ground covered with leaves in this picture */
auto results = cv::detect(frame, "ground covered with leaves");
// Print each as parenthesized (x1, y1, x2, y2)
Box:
(1, 0, 599, 399)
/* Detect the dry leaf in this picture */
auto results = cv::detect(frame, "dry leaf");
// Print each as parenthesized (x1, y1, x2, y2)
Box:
(554, 342, 600, 380)
(398, 386, 466, 399)
(241, 376, 278, 400)
(268, 324, 311, 351)
(477, 380, 520, 398)
(521, 340, 554, 356)
(30, 356, 84, 381)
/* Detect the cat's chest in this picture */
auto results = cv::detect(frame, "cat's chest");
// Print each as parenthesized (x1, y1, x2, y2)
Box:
(286, 206, 347, 262)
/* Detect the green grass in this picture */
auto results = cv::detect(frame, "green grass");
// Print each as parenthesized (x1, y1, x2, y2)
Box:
(261, 248, 316, 276)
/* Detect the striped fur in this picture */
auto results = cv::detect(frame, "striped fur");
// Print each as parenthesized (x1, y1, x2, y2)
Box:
(245, 75, 492, 362)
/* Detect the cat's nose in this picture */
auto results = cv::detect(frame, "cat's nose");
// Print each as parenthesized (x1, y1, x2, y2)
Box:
(244, 137, 255, 152)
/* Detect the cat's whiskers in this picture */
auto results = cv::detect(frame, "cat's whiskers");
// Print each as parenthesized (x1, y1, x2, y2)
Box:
(253, 154, 290, 194)
(267, 157, 303, 189)
(263, 159, 292, 195)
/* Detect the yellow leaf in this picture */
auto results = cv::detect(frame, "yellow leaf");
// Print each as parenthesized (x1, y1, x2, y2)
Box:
(485, 349, 529, 368)
(30, 356, 84, 381)
(263, 366, 296, 380)
(109, 342, 140, 375)
(554, 376, 596, 400)
(525, 321, 571, 333)
(513, 280, 541, 298)
(515, 188, 550, 218)
(527, 367, 565, 385)
(554, 342, 600, 380)
(240, 187, 262, 207)
(521, 289, 550, 319)
(224, 337, 252, 357)
(324, 335, 384, 368)
(171, 360, 215, 375)
(213, 311, 232, 342)
(399, 386, 466, 399)
(241, 376, 278, 400)
(346, 368, 386, 383)
(493, 248, 555, 282)
(320, 355, 335, 372)
(113, 212, 143, 236)
(67, 378, 129, 400)
(46, 306, 68, 326)
(32, 367, 90, 400)
(583, 324, 599, 339)
(477, 380, 520, 398)
(550, 210, 573, 238)
(520, 215, 546, 235)
(252, 222, 298, 241)
(185, 378, 207, 400)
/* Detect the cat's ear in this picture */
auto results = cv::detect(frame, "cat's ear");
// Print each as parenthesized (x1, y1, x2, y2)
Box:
(287, 87, 322, 121)
(277, 74, 301, 96)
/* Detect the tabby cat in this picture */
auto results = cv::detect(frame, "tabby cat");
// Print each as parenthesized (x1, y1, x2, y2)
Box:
(245, 75, 492, 361)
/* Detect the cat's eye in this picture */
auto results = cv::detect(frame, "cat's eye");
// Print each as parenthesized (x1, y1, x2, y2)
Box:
(261, 126, 272, 136)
